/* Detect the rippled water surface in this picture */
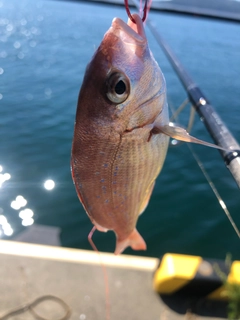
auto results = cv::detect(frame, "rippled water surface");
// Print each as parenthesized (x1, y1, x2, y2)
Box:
(1, 0, 240, 259)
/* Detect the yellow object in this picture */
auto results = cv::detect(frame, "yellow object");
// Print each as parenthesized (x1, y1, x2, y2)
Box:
(153, 253, 240, 300)
(208, 260, 240, 300)
(153, 253, 202, 293)
(228, 261, 240, 284)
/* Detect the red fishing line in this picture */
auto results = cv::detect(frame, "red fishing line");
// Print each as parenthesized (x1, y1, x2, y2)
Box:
(124, 0, 149, 23)
(88, 227, 110, 320)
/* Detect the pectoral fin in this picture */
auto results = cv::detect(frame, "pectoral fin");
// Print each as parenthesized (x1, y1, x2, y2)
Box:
(153, 123, 227, 151)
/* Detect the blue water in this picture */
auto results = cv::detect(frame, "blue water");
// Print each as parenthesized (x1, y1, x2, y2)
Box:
(0, 0, 240, 260)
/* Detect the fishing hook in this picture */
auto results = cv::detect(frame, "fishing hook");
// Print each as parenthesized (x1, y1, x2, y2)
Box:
(124, 0, 148, 23)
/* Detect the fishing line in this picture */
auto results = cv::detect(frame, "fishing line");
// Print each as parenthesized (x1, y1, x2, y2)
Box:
(124, 0, 149, 22)
(169, 98, 240, 237)
(88, 227, 111, 320)
(0, 295, 71, 320)
(169, 97, 195, 134)
(187, 143, 240, 239)
(170, 98, 189, 123)
(187, 102, 195, 133)
(169, 98, 195, 146)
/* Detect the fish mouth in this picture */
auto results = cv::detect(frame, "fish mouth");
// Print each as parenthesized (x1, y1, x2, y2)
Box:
(111, 13, 146, 45)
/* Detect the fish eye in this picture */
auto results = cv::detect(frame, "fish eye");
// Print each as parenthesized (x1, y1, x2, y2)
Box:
(105, 72, 130, 104)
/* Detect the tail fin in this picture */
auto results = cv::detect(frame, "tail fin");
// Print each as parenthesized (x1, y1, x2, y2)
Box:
(115, 229, 147, 255)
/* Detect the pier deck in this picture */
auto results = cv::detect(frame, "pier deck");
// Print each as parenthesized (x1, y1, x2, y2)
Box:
(0, 240, 227, 320)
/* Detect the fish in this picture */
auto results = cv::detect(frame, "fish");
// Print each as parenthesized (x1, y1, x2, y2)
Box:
(71, 13, 224, 255)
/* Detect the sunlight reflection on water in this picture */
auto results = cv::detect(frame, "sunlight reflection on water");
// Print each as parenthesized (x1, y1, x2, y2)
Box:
(0, 163, 56, 237)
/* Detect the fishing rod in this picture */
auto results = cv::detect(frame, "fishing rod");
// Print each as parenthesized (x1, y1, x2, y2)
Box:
(130, 0, 240, 188)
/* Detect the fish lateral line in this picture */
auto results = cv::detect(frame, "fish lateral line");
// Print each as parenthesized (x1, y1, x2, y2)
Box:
(152, 123, 231, 152)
